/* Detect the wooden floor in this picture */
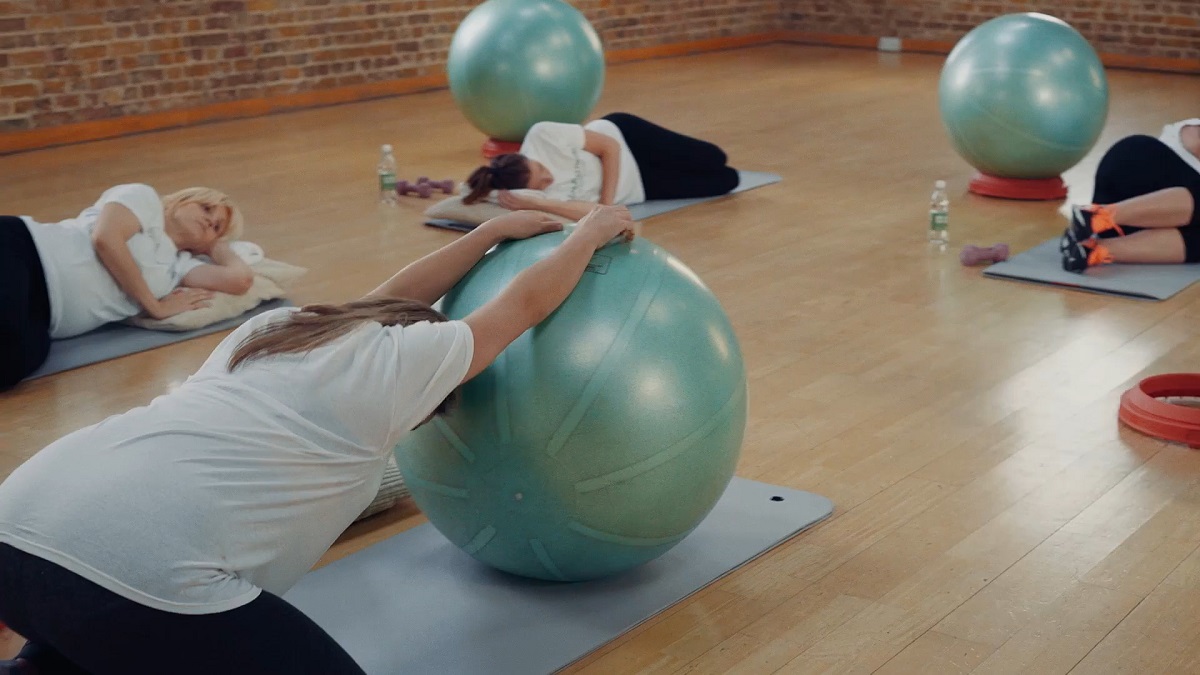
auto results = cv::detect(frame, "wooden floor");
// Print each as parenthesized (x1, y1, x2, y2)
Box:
(4, 44, 1200, 673)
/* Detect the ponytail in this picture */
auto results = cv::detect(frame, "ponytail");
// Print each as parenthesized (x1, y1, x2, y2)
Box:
(464, 166, 494, 205)
(462, 154, 532, 205)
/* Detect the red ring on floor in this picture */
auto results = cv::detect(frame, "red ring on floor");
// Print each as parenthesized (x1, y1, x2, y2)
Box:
(481, 138, 523, 159)
(1118, 374, 1200, 449)
(968, 173, 1068, 201)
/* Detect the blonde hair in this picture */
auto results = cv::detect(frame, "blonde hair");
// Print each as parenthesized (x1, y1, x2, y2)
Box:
(162, 187, 245, 241)
(227, 297, 461, 415)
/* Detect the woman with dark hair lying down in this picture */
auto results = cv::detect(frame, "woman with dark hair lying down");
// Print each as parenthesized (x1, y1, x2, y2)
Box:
(462, 112, 741, 222)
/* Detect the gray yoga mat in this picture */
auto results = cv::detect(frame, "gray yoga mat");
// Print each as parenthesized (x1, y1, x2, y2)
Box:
(426, 170, 782, 232)
(285, 476, 832, 675)
(984, 238, 1200, 301)
(24, 299, 294, 381)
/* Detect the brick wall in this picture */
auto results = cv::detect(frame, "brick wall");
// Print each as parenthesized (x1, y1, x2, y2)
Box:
(0, 0, 781, 133)
(2, 0, 1192, 137)
(785, 1, 1200, 62)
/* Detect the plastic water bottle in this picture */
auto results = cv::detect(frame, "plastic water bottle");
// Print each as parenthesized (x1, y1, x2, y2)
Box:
(378, 144, 398, 206)
(928, 179, 949, 246)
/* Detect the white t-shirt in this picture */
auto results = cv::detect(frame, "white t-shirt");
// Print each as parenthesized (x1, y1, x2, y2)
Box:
(1159, 118, 1200, 177)
(516, 119, 646, 205)
(0, 307, 474, 615)
(20, 183, 206, 339)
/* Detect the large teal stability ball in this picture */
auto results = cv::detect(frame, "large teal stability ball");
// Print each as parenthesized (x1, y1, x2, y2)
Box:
(938, 13, 1109, 179)
(395, 233, 747, 582)
(447, 0, 605, 142)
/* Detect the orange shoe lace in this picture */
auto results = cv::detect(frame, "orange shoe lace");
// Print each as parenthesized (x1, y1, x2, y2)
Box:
(1086, 205, 1125, 237)
(1085, 240, 1114, 267)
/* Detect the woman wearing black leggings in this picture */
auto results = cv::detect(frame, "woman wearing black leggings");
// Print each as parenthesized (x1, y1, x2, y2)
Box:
(1, 185, 254, 390)
(0, 208, 636, 675)
(1060, 118, 1200, 273)
(462, 112, 740, 222)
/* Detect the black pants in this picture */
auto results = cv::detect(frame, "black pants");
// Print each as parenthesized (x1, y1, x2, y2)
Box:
(1092, 134, 1200, 262)
(0, 216, 52, 391)
(0, 544, 366, 675)
(601, 112, 740, 201)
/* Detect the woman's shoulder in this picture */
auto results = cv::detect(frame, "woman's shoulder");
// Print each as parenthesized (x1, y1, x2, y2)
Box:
(527, 120, 582, 134)
(524, 121, 585, 148)
(98, 183, 161, 204)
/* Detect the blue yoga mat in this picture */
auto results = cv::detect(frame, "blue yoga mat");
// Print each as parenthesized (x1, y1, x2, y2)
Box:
(426, 170, 782, 233)
(285, 476, 832, 675)
(983, 238, 1200, 301)
(24, 299, 295, 381)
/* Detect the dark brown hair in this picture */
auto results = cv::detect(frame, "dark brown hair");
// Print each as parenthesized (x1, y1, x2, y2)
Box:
(227, 297, 460, 415)
(463, 153, 531, 205)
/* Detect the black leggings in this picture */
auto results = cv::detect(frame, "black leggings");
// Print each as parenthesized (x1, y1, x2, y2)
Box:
(1092, 134, 1200, 262)
(601, 112, 740, 201)
(0, 216, 52, 390)
(0, 544, 366, 675)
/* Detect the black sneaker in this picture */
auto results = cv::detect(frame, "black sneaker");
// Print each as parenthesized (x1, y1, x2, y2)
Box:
(1070, 204, 1123, 241)
(1060, 226, 1092, 273)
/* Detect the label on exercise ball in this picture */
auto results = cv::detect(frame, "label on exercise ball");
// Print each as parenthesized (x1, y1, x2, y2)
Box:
(586, 254, 611, 275)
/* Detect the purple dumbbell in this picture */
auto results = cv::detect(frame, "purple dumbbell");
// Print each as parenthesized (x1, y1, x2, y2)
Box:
(417, 177, 457, 195)
(960, 243, 1010, 266)
(396, 180, 433, 198)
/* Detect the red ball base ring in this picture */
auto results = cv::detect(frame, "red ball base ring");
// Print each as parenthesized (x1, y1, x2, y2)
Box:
(1118, 374, 1200, 449)
(481, 138, 522, 159)
(968, 172, 1068, 201)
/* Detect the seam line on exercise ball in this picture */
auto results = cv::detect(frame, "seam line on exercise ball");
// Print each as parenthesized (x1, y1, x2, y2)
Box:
(544, 257, 668, 459)
(566, 520, 691, 547)
(463, 525, 497, 554)
(495, 248, 525, 445)
(530, 539, 568, 580)
(963, 98, 1094, 151)
(573, 384, 746, 494)
(402, 472, 469, 500)
(432, 417, 476, 464)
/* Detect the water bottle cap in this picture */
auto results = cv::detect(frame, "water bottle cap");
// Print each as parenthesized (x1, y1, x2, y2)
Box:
(381, 144, 393, 152)
(935, 180, 946, 189)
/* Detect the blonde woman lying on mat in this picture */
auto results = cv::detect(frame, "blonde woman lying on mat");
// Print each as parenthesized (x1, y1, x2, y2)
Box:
(1061, 118, 1200, 273)
(461, 112, 740, 221)
(1, 184, 254, 389)
(0, 207, 635, 675)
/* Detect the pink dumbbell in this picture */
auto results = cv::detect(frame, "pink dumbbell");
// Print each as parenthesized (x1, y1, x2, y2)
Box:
(417, 177, 457, 195)
(396, 180, 433, 198)
(960, 243, 1010, 266)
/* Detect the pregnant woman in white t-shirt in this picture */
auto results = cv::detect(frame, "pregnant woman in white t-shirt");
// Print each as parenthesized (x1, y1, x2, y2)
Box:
(461, 112, 741, 222)
(1, 183, 255, 389)
(0, 206, 635, 675)
(1060, 118, 1200, 272)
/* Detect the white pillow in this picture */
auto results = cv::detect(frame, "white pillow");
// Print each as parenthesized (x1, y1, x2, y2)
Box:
(125, 257, 308, 332)
(424, 195, 512, 227)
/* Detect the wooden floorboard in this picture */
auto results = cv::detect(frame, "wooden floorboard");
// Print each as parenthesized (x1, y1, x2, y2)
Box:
(3, 44, 1200, 673)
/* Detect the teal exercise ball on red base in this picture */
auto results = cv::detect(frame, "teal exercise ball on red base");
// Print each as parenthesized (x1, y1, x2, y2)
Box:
(394, 232, 747, 582)
(447, 0, 605, 146)
(938, 13, 1109, 200)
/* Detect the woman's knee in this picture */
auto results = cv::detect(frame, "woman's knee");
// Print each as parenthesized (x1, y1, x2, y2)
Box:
(0, 344, 28, 391)
(601, 112, 638, 125)
(716, 166, 740, 194)
(1094, 135, 1184, 203)
(1180, 226, 1200, 263)
(1105, 134, 1170, 157)
(0, 329, 47, 391)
